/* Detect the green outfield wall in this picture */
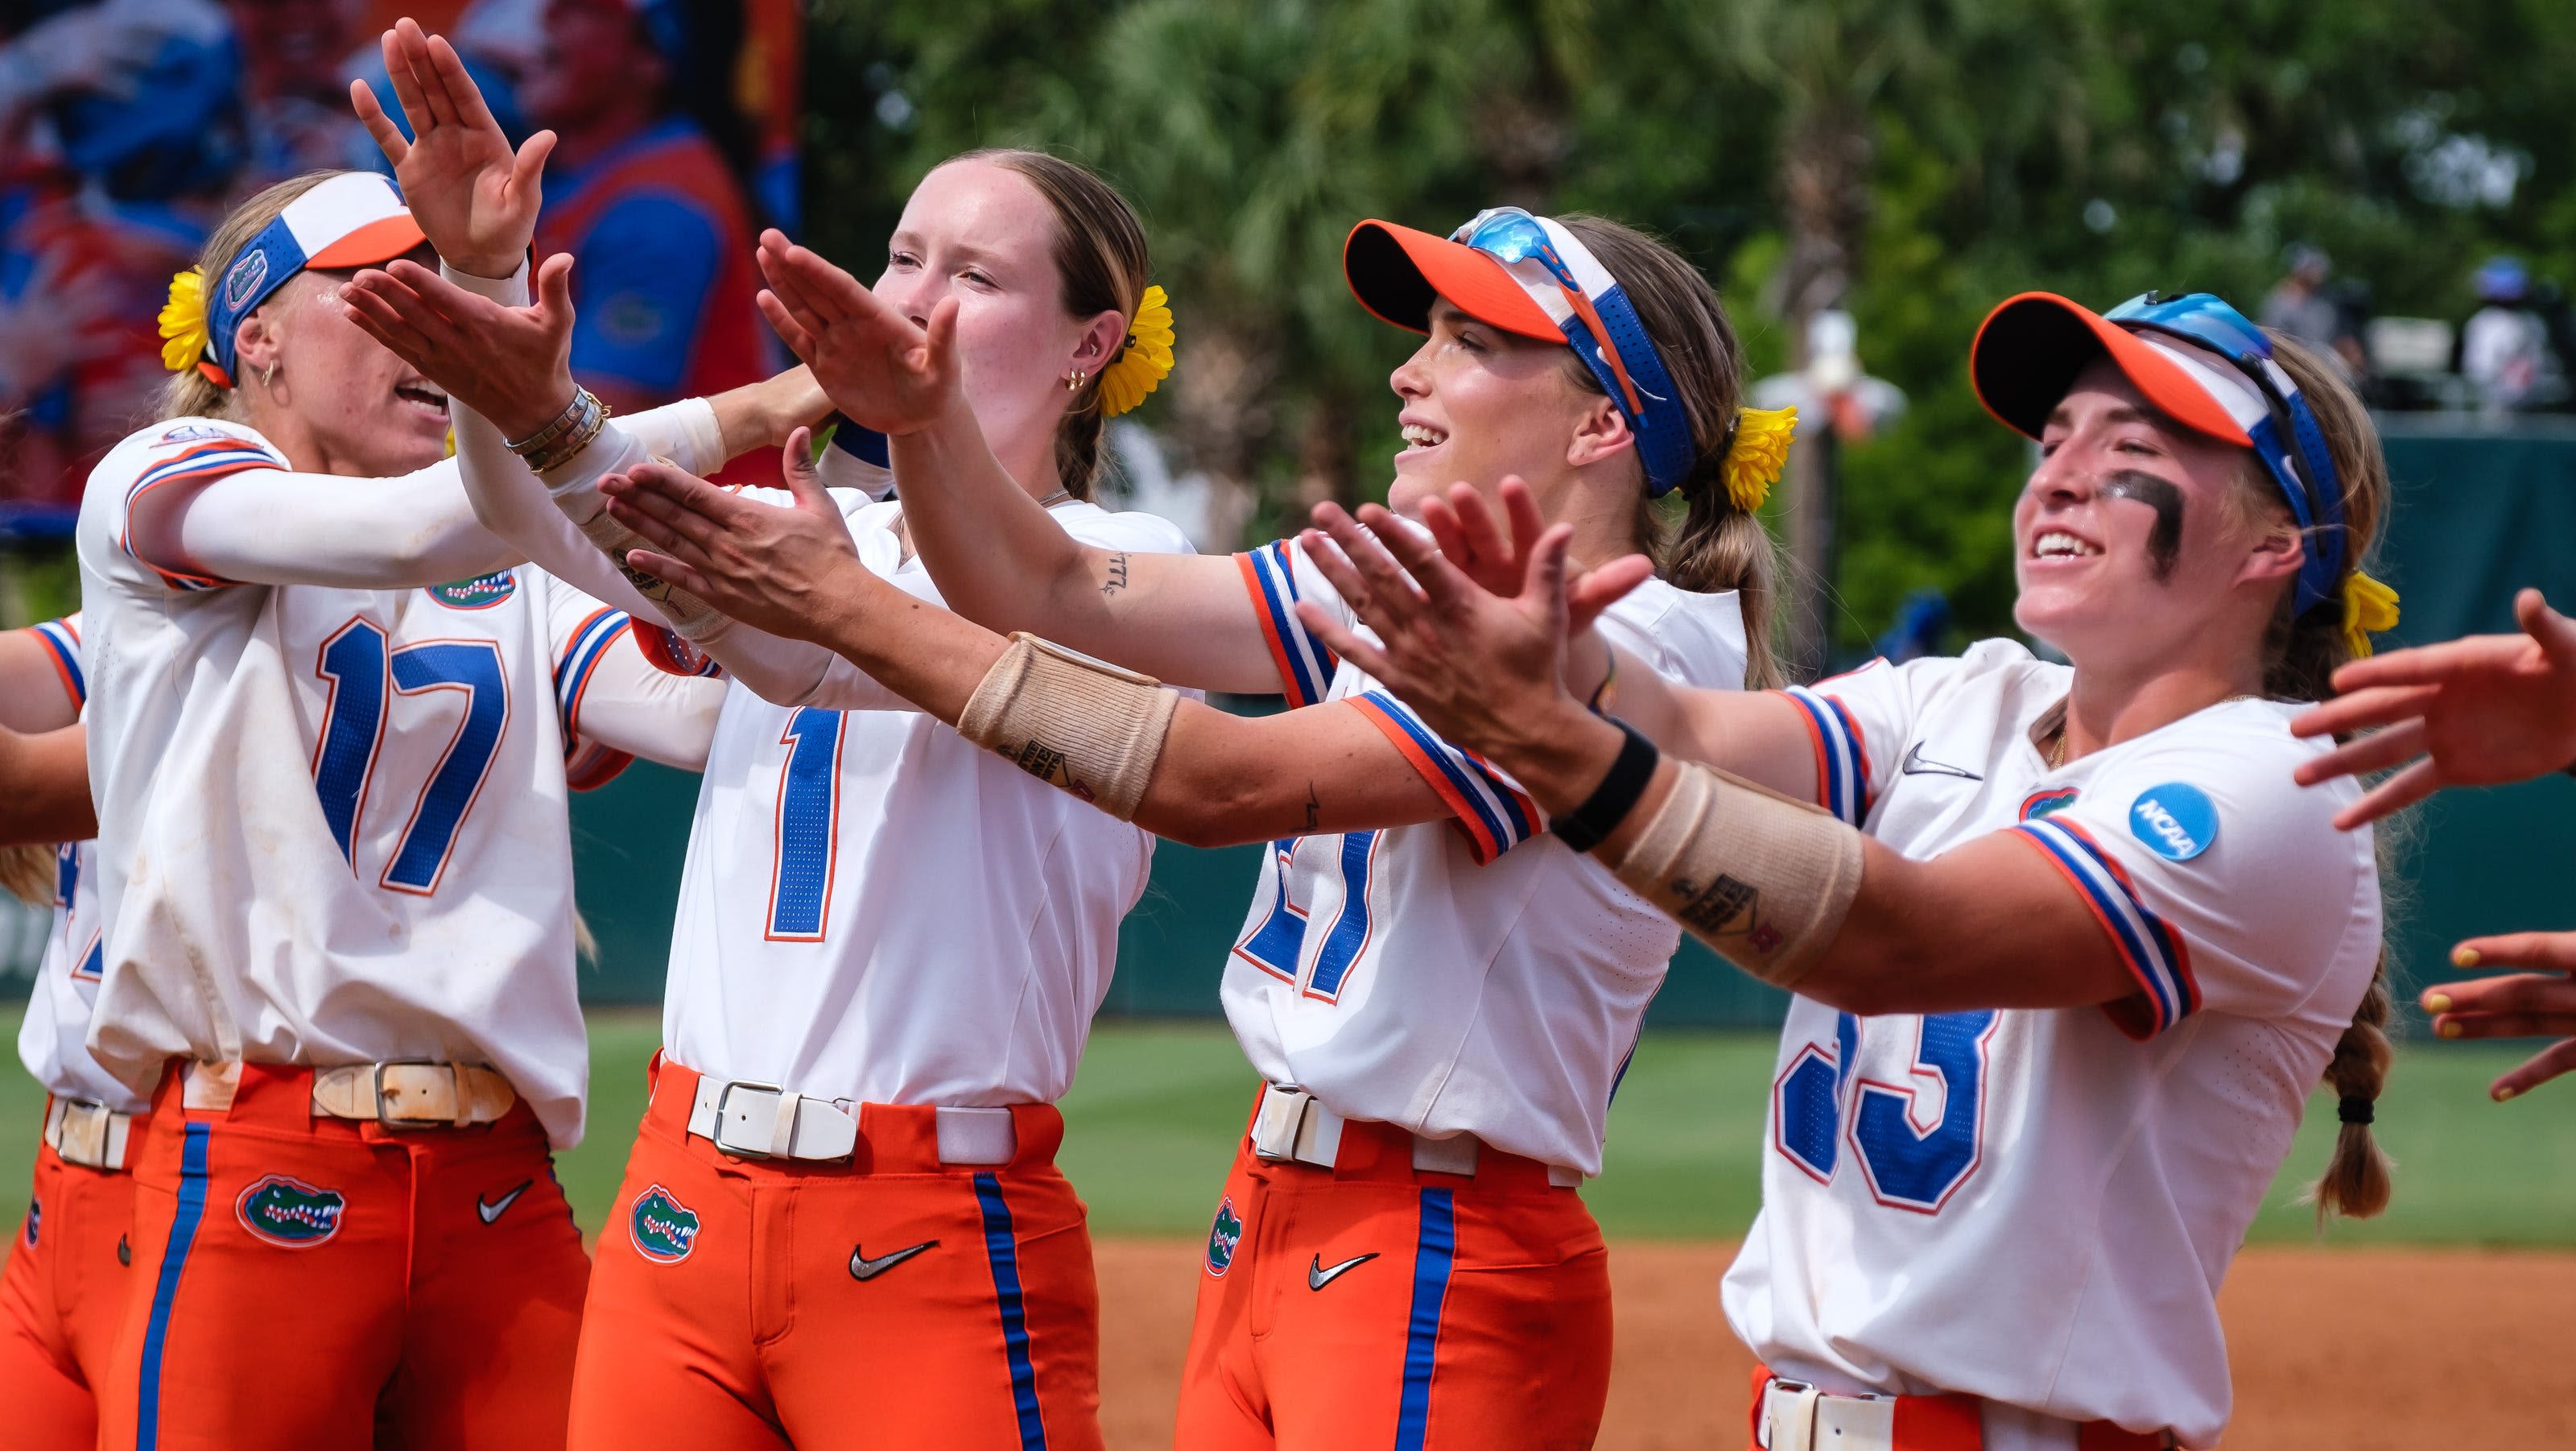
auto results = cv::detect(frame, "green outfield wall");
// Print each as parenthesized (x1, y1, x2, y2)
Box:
(551, 420, 2576, 1026)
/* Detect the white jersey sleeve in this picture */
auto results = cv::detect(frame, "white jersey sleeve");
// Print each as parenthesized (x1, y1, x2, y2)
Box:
(535, 572, 724, 784)
(1236, 535, 1542, 863)
(2007, 715, 2370, 1036)
(1771, 653, 1959, 827)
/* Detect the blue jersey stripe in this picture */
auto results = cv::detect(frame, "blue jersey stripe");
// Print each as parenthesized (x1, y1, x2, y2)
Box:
(2017, 824, 2179, 1027)
(973, 1173, 1049, 1451)
(1248, 547, 1325, 705)
(137, 1123, 212, 1451)
(1784, 688, 1851, 822)
(1361, 692, 1521, 854)
(556, 611, 630, 734)
(33, 622, 83, 705)
(1394, 1188, 1457, 1450)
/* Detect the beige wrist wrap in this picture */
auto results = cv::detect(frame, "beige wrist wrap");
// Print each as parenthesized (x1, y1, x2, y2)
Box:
(1608, 760, 1864, 990)
(956, 633, 1179, 821)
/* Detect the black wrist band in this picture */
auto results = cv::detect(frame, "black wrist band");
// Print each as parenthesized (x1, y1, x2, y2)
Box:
(1551, 717, 1659, 854)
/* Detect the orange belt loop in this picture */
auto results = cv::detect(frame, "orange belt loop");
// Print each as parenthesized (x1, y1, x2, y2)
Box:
(1748, 1364, 1774, 1450)
(1892, 1391, 1984, 1451)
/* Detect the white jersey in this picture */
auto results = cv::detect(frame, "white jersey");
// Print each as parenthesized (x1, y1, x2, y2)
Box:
(74, 418, 720, 1147)
(655, 497, 1197, 1104)
(1222, 539, 1748, 1175)
(9, 615, 142, 1112)
(1721, 640, 2380, 1448)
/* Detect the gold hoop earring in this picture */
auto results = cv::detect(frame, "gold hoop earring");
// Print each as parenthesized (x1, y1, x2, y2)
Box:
(1064, 370, 1088, 392)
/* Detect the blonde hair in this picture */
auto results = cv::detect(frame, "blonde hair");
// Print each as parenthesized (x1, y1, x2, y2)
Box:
(952, 150, 1150, 502)
(2238, 333, 2396, 1221)
(0, 843, 52, 907)
(157, 172, 340, 424)
(1556, 217, 1786, 691)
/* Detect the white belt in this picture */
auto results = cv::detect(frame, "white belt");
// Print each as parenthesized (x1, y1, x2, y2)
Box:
(1253, 1084, 1580, 1188)
(684, 1077, 1017, 1165)
(43, 1098, 137, 1172)
(1757, 1379, 2174, 1451)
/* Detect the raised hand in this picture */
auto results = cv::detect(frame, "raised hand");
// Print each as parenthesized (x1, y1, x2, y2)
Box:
(1290, 499, 1649, 811)
(2291, 589, 2576, 829)
(1421, 479, 1651, 635)
(352, 19, 552, 277)
(601, 430, 872, 644)
(340, 252, 576, 440)
(754, 230, 962, 436)
(2423, 931, 2576, 1099)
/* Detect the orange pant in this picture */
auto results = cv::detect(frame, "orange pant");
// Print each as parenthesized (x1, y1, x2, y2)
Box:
(94, 1064, 589, 1451)
(1, 1121, 145, 1451)
(567, 1060, 1101, 1450)
(1177, 1104, 1613, 1451)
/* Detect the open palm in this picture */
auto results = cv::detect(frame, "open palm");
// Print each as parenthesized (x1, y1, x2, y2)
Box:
(351, 19, 551, 278)
(754, 230, 962, 437)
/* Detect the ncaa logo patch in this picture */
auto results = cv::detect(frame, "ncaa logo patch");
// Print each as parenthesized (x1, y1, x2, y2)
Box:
(222, 247, 271, 313)
(427, 569, 518, 610)
(236, 1175, 346, 1247)
(1205, 1196, 1243, 1277)
(629, 1184, 700, 1263)
(2129, 783, 2218, 861)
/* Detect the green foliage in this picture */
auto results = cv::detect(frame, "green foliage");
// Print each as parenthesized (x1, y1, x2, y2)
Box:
(803, 0, 2576, 647)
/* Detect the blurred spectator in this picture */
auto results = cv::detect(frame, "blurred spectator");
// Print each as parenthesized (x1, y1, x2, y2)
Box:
(1872, 587, 1950, 666)
(2261, 244, 2341, 352)
(523, 0, 769, 420)
(2461, 255, 2570, 414)
(0, 0, 244, 506)
(224, 0, 376, 183)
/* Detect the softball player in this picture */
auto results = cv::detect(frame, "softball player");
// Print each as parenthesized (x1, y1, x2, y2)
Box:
(66, 139, 802, 1442)
(1294, 291, 2398, 1451)
(0, 614, 134, 1451)
(340, 46, 1195, 1447)
(588, 208, 1789, 1450)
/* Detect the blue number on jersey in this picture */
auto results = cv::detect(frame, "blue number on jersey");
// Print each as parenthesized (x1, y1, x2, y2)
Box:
(310, 623, 510, 894)
(1774, 1009, 1996, 1212)
(767, 707, 846, 940)
(1231, 831, 1380, 1001)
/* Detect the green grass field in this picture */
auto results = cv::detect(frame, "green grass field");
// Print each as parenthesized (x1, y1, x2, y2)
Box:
(6, 1009, 2570, 1246)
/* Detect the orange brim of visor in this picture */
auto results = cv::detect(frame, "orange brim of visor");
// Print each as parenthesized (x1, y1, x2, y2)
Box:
(1969, 291, 2253, 447)
(1343, 219, 1562, 341)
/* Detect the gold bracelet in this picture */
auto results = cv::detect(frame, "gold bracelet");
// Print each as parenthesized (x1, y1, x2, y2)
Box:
(506, 388, 591, 457)
(522, 391, 610, 473)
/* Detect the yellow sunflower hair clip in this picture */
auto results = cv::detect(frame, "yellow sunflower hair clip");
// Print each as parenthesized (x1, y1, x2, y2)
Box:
(2339, 570, 2399, 659)
(1098, 284, 1175, 417)
(158, 268, 211, 375)
(1721, 405, 1798, 512)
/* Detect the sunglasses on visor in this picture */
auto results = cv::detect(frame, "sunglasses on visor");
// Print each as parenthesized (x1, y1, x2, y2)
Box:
(2103, 290, 2349, 610)
(1451, 209, 1649, 419)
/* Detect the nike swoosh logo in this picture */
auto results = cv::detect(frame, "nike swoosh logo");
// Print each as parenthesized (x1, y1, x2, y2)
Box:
(1900, 742, 1982, 780)
(1307, 1251, 1378, 1291)
(477, 1180, 532, 1226)
(849, 1239, 939, 1281)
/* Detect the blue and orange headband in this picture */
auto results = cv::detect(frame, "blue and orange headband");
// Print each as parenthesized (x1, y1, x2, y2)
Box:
(159, 172, 427, 387)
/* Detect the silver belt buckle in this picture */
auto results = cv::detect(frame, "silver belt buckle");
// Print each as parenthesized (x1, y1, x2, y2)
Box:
(712, 1081, 783, 1160)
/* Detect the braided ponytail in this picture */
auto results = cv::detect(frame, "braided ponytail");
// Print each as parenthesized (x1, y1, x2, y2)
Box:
(2243, 333, 2398, 1221)
(1558, 216, 1788, 690)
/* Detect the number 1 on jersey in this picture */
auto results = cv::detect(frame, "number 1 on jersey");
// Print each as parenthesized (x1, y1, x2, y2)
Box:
(766, 707, 846, 940)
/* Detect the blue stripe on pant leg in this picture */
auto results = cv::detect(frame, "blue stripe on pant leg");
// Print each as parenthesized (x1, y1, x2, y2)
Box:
(972, 1172, 1048, 1451)
(1394, 1188, 1456, 1451)
(136, 1122, 212, 1451)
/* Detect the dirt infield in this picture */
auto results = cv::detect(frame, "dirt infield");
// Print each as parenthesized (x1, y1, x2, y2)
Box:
(1094, 1238, 2576, 1448)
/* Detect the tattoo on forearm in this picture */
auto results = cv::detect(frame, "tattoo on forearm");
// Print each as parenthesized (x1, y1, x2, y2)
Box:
(1100, 552, 1132, 596)
(1304, 782, 1321, 831)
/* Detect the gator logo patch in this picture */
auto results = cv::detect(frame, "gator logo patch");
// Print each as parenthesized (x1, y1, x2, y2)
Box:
(428, 569, 518, 610)
(221, 246, 270, 313)
(236, 1175, 345, 1247)
(629, 1184, 700, 1263)
(1205, 1196, 1243, 1277)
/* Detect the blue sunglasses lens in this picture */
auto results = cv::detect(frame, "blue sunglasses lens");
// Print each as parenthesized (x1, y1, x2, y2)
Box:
(2105, 291, 2273, 363)
(1462, 212, 1551, 263)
